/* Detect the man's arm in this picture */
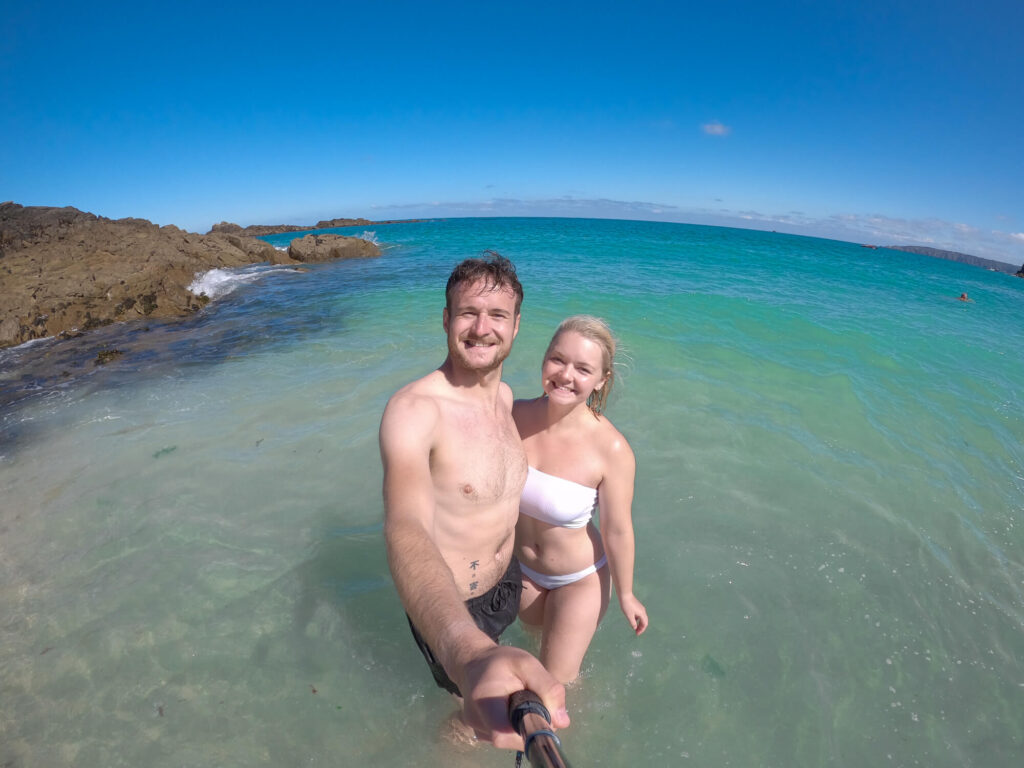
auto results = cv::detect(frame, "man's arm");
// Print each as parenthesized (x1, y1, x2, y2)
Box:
(380, 392, 480, 666)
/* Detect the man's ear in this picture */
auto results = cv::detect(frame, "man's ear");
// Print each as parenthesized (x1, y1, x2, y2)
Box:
(443, 306, 450, 334)
(512, 311, 521, 339)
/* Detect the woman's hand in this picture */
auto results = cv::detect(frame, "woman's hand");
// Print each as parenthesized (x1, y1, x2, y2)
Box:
(619, 593, 649, 635)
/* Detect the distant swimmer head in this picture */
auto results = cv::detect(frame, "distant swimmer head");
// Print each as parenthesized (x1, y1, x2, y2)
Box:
(958, 293, 969, 301)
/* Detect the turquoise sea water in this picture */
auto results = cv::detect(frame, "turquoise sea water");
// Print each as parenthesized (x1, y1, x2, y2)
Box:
(1, 217, 1022, 767)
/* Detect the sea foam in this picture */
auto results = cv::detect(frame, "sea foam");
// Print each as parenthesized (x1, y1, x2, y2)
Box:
(188, 265, 299, 300)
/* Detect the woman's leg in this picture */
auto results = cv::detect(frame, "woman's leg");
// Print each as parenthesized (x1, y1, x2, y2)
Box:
(518, 574, 547, 627)
(539, 565, 611, 683)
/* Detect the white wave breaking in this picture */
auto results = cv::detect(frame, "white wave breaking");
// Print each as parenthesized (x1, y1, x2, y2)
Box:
(188, 265, 300, 301)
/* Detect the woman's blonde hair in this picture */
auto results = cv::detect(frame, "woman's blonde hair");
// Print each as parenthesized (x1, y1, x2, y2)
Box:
(547, 315, 617, 415)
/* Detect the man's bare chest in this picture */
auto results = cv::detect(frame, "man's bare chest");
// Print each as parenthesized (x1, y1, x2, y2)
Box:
(433, 410, 526, 502)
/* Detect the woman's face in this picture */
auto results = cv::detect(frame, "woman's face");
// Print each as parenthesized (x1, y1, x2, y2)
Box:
(541, 331, 607, 406)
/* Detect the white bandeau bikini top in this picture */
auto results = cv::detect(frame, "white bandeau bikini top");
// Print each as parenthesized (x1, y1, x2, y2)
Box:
(519, 466, 598, 529)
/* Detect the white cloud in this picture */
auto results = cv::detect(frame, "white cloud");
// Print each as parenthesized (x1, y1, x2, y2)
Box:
(1010, 232, 1024, 243)
(702, 122, 731, 136)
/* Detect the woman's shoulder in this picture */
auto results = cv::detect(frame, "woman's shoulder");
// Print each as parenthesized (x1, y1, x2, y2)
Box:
(512, 395, 546, 431)
(512, 395, 544, 415)
(592, 414, 635, 464)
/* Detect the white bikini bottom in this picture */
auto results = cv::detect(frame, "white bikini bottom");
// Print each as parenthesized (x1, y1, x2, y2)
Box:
(520, 555, 608, 590)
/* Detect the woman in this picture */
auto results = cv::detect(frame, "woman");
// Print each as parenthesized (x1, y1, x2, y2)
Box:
(513, 315, 648, 684)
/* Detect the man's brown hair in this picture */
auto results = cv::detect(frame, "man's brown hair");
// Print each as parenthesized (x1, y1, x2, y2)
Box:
(445, 251, 524, 314)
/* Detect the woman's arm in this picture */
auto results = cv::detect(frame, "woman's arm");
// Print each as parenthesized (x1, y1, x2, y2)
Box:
(597, 430, 649, 636)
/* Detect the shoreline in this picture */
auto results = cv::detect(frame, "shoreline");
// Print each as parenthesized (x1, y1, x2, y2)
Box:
(0, 203, 385, 350)
(5, 201, 1022, 354)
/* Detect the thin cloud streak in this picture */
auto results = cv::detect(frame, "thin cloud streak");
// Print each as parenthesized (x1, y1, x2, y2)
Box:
(702, 122, 732, 136)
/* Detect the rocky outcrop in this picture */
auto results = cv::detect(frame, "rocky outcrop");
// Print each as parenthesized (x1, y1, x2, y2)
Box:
(287, 233, 379, 262)
(314, 217, 375, 229)
(0, 203, 379, 349)
(208, 221, 313, 237)
(1016, 263, 1023, 278)
(208, 216, 420, 237)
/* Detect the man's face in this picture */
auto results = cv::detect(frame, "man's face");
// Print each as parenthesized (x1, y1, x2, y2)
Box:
(443, 279, 521, 374)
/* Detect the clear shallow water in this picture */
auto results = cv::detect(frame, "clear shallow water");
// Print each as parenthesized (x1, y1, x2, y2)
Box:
(1, 217, 1022, 767)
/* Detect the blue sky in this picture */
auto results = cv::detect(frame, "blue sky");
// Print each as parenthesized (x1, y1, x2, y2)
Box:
(3, 1, 1022, 264)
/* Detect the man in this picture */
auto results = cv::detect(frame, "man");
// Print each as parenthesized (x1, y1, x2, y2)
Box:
(380, 252, 568, 749)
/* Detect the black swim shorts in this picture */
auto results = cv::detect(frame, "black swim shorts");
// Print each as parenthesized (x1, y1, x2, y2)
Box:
(406, 557, 522, 696)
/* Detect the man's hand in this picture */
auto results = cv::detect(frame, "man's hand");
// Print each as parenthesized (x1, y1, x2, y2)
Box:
(456, 645, 570, 750)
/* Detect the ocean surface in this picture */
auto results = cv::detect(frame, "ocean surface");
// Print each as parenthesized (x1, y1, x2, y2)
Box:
(1, 217, 1022, 767)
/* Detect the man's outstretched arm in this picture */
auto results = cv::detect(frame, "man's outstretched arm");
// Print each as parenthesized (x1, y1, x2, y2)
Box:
(380, 393, 477, 662)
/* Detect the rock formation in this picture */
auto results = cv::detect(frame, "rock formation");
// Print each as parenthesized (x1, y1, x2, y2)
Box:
(287, 233, 379, 262)
(207, 217, 420, 237)
(0, 203, 379, 349)
(208, 221, 314, 237)
(314, 217, 375, 229)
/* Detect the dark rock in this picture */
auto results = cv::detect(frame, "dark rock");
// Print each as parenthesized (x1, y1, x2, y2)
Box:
(207, 221, 312, 237)
(209, 221, 244, 234)
(314, 217, 374, 229)
(205, 216, 424, 237)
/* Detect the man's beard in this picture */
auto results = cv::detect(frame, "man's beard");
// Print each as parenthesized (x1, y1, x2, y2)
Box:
(448, 336, 510, 374)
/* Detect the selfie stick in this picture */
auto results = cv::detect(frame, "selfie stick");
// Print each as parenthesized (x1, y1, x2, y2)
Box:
(509, 690, 572, 768)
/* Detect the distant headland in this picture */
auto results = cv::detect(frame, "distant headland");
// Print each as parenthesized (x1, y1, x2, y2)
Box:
(882, 244, 1022, 276)
(207, 216, 425, 238)
(0, 203, 398, 349)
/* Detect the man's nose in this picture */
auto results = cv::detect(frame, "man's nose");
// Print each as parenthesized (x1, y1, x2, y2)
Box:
(472, 314, 490, 335)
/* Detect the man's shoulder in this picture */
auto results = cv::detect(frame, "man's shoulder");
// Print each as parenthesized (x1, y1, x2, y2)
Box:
(497, 381, 516, 410)
(381, 371, 447, 430)
(387, 368, 449, 404)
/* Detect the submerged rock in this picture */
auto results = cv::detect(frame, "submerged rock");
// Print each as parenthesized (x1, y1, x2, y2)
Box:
(700, 653, 726, 678)
(95, 348, 123, 365)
